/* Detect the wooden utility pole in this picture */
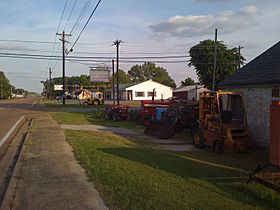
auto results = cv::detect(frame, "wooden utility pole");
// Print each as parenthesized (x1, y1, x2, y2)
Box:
(49, 67, 52, 99)
(112, 59, 115, 106)
(238, 45, 243, 70)
(56, 31, 71, 105)
(212, 28, 218, 92)
(113, 39, 123, 105)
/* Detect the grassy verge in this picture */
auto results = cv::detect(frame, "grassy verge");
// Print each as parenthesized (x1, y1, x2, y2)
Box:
(52, 112, 143, 129)
(66, 130, 280, 210)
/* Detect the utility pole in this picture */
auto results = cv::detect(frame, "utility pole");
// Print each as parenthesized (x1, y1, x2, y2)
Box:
(56, 31, 71, 105)
(212, 28, 218, 92)
(0, 84, 3, 100)
(238, 45, 243, 70)
(49, 67, 52, 99)
(113, 39, 123, 105)
(112, 59, 115, 106)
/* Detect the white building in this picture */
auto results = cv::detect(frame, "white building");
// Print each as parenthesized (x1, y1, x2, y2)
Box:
(173, 85, 208, 100)
(125, 80, 173, 100)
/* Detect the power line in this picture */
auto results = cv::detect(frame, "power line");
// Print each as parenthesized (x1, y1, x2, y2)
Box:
(67, 0, 102, 55)
(49, 0, 70, 73)
(70, 0, 93, 35)
(64, 0, 77, 31)
(0, 39, 59, 44)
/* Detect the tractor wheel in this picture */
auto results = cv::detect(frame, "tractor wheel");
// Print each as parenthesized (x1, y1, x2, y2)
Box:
(83, 101, 89, 106)
(213, 141, 223, 153)
(93, 100, 100, 106)
(175, 123, 184, 132)
(113, 113, 117, 121)
(193, 129, 205, 148)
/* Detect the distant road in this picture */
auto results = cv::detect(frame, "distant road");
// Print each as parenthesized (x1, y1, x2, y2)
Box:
(0, 97, 39, 142)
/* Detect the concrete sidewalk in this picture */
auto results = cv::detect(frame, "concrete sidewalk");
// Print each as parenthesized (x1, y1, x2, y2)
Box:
(1, 114, 108, 210)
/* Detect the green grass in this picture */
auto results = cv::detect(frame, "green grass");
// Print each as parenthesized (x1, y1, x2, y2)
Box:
(66, 130, 280, 210)
(52, 112, 143, 129)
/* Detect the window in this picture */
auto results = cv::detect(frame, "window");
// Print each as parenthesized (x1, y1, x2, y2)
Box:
(148, 91, 157, 97)
(135, 91, 145, 97)
(272, 88, 280, 97)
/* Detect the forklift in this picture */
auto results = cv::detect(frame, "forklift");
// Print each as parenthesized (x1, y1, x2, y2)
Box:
(193, 91, 250, 152)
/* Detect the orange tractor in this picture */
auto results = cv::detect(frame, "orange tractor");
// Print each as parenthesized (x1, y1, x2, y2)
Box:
(193, 91, 250, 152)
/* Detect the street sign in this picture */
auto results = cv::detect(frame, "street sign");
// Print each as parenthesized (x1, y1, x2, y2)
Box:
(54, 85, 63, 91)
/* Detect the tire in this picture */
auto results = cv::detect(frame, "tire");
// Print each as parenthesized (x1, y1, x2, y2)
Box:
(83, 101, 89, 106)
(175, 123, 184, 132)
(213, 141, 223, 153)
(193, 129, 205, 148)
(93, 100, 100, 106)
(105, 112, 109, 119)
(113, 113, 117, 121)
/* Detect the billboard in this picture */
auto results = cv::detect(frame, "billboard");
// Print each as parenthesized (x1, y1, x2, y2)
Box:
(90, 68, 110, 82)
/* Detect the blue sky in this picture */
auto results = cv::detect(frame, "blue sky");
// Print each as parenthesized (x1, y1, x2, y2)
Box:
(0, 0, 279, 92)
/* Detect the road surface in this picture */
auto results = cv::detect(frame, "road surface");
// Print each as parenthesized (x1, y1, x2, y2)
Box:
(0, 97, 39, 143)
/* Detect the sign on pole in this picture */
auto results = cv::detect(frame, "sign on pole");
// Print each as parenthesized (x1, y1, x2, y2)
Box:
(54, 85, 63, 91)
(90, 68, 110, 82)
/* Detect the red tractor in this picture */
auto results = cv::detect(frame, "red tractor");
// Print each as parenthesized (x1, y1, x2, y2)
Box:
(104, 105, 130, 121)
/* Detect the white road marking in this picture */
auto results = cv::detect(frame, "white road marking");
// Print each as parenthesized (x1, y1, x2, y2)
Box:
(0, 116, 24, 148)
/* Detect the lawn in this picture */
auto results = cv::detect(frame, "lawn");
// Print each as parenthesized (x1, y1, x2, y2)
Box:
(66, 130, 280, 210)
(52, 111, 144, 130)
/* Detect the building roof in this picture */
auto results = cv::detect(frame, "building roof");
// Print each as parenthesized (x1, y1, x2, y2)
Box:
(173, 85, 204, 92)
(219, 41, 280, 88)
(125, 79, 172, 90)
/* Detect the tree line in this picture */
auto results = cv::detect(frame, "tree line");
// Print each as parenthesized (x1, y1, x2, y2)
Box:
(0, 71, 28, 99)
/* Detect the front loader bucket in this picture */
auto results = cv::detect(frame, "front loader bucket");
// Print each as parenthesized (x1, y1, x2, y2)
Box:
(144, 121, 175, 139)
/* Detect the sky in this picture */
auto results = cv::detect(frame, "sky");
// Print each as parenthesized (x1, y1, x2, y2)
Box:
(0, 0, 279, 93)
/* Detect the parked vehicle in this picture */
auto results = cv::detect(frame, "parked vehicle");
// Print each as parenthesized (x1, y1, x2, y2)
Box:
(144, 101, 199, 139)
(104, 105, 130, 120)
(82, 91, 104, 106)
(192, 91, 250, 152)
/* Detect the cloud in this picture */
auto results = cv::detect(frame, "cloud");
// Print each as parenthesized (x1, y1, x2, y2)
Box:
(149, 6, 259, 38)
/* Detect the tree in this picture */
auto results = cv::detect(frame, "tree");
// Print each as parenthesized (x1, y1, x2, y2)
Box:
(181, 77, 195, 86)
(78, 75, 91, 87)
(128, 62, 176, 88)
(111, 69, 132, 84)
(0, 71, 12, 99)
(188, 40, 245, 89)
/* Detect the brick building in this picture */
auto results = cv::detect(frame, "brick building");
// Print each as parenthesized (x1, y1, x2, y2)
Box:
(219, 41, 280, 147)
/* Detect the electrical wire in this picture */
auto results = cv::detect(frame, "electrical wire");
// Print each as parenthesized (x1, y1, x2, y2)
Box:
(64, 0, 77, 31)
(70, 0, 93, 35)
(67, 0, 102, 55)
(48, 0, 69, 70)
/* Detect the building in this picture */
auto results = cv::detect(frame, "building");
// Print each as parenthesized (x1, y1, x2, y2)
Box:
(173, 85, 208, 100)
(125, 80, 173, 100)
(105, 84, 133, 100)
(219, 41, 280, 147)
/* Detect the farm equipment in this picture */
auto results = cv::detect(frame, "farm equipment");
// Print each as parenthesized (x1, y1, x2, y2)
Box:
(81, 91, 104, 106)
(138, 100, 176, 125)
(193, 91, 250, 152)
(248, 100, 280, 192)
(144, 101, 199, 139)
(104, 104, 130, 121)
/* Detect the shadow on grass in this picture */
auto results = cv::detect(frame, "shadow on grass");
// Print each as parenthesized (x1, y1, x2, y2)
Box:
(100, 147, 280, 208)
(100, 147, 245, 183)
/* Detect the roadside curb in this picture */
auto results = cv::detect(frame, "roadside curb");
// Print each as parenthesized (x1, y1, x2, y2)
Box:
(0, 119, 33, 210)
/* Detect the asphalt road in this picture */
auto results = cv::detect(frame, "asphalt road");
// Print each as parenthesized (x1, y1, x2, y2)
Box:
(0, 97, 39, 142)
